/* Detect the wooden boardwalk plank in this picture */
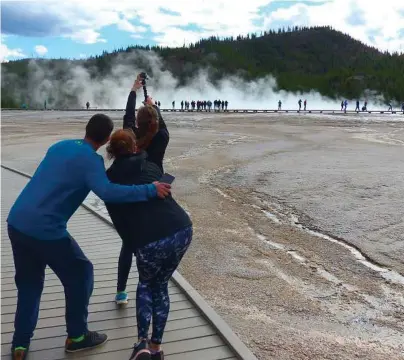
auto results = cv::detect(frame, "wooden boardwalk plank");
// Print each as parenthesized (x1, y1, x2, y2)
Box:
(1, 335, 227, 360)
(1, 284, 182, 306)
(1, 167, 257, 360)
(1, 318, 209, 354)
(1, 293, 188, 316)
(1, 298, 194, 324)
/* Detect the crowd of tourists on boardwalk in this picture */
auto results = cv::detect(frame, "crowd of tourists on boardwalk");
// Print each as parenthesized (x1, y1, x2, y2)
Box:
(171, 99, 229, 111)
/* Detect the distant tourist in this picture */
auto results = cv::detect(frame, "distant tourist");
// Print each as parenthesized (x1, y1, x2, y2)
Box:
(225, 100, 228, 110)
(387, 102, 392, 111)
(86, 101, 90, 110)
(344, 100, 348, 111)
(341, 101, 344, 111)
(181, 100, 184, 110)
(355, 100, 360, 112)
(298, 99, 302, 111)
(172, 101, 175, 109)
(278, 100, 282, 110)
(304, 99, 307, 111)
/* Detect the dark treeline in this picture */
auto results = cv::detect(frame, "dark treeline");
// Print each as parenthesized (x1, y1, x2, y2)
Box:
(2, 26, 404, 108)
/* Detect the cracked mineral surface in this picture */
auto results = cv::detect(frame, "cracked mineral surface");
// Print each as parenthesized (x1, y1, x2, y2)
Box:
(2, 110, 404, 359)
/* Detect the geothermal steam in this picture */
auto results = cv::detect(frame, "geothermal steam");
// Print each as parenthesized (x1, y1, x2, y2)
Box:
(1, 50, 380, 110)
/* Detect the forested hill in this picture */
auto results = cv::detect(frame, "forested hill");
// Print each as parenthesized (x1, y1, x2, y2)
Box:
(2, 26, 404, 108)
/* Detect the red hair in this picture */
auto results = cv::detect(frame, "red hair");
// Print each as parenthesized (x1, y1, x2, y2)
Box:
(106, 129, 136, 159)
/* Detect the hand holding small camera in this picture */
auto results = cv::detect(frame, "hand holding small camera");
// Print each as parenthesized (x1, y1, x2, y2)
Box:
(145, 96, 155, 106)
(136, 71, 150, 103)
(132, 78, 143, 92)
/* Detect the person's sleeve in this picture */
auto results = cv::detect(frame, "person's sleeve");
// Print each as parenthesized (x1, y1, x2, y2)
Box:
(146, 130, 169, 171)
(153, 104, 167, 130)
(84, 153, 157, 202)
(123, 90, 137, 129)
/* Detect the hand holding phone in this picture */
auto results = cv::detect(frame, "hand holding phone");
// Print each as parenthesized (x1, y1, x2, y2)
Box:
(160, 173, 175, 184)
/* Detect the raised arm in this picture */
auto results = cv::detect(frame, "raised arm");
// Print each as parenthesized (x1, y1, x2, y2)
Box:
(153, 104, 167, 130)
(123, 78, 144, 130)
(123, 90, 137, 130)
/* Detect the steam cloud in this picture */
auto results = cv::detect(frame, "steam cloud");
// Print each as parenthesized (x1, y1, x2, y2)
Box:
(2, 50, 385, 110)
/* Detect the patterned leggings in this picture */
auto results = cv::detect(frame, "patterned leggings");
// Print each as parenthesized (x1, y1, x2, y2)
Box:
(136, 226, 192, 344)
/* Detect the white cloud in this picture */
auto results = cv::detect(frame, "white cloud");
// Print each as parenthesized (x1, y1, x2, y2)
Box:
(3, 0, 404, 52)
(0, 43, 25, 62)
(261, 0, 404, 53)
(66, 29, 106, 44)
(117, 18, 147, 34)
(129, 0, 271, 46)
(152, 28, 208, 47)
(34, 45, 48, 56)
(5, 0, 270, 46)
(130, 34, 144, 39)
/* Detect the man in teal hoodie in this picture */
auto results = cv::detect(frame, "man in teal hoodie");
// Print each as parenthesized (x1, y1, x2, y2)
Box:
(7, 112, 171, 360)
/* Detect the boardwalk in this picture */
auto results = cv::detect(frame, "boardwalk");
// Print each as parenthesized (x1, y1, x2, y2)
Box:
(1, 167, 256, 360)
(3, 108, 404, 115)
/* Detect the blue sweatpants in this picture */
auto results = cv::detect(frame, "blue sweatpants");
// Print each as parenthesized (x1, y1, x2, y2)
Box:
(7, 225, 94, 348)
(136, 226, 192, 344)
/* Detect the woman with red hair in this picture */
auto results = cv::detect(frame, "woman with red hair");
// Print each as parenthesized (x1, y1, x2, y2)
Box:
(105, 104, 192, 360)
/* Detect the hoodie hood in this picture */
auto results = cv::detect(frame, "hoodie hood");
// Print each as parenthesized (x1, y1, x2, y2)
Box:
(106, 151, 147, 185)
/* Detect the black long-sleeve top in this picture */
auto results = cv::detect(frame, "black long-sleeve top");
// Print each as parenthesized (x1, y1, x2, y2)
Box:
(105, 152, 191, 250)
(123, 90, 169, 172)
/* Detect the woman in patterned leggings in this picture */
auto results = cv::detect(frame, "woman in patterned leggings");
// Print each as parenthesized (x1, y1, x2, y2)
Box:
(117, 80, 170, 306)
(105, 104, 192, 360)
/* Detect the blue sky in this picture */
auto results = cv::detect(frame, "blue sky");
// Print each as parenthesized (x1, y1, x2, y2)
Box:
(1, 0, 404, 62)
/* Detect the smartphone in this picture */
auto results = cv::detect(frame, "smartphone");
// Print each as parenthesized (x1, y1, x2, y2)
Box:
(160, 173, 175, 184)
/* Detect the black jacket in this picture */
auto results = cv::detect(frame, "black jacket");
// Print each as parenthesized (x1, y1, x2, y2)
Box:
(105, 152, 192, 250)
(123, 90, 169, 172)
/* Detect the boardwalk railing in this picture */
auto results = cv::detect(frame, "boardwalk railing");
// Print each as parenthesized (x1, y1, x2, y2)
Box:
(2, 108, 404, 115)
(1, 164, 257, 360)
